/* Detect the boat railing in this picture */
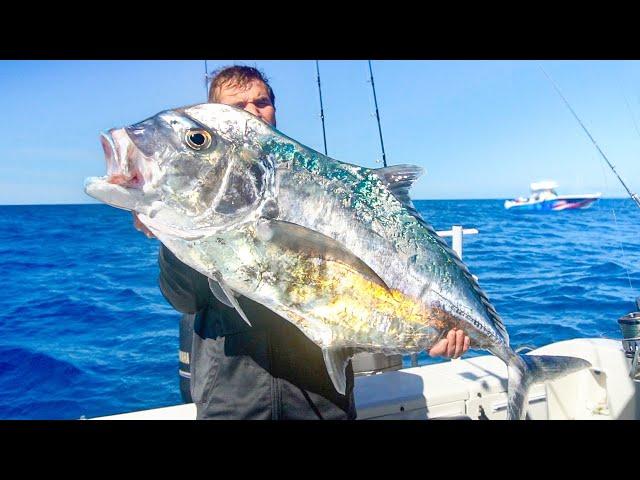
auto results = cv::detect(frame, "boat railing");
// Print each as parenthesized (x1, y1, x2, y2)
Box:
(436, 225, 479, 260)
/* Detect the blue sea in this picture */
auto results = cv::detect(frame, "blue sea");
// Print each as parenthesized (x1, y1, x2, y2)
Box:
(1, 199, 638, 419)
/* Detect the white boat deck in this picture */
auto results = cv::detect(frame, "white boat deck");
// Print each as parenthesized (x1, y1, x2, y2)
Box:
(93, 338, 640, 420)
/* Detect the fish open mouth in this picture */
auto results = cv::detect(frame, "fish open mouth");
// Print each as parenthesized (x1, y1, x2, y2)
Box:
(107, 171, 145, 189)
(100, 130, 145, 189)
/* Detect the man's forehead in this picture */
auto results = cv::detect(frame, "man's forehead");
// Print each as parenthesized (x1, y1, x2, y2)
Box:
(217, 80, 269, 99)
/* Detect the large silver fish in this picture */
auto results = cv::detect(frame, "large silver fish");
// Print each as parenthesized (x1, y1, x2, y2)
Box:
(85, 103, 591, 419)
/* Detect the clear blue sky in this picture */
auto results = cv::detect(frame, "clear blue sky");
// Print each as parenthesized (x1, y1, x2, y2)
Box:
(1, 60, 640, 204)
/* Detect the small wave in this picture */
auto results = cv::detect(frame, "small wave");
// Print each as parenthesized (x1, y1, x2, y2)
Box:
(587, 261, 629, 276)
(0, 260, 61, 270)
(113, 288, 145, 301)
(8, 295, 108, 320)
(0, 345, 85, 393)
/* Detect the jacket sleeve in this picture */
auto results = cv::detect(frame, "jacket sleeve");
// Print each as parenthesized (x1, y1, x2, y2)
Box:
(158, 243, 211, 314)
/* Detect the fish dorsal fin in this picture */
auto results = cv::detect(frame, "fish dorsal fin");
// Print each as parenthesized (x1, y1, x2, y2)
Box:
(208, 276, 252, 328)
(322, 347, 355, 395)
(374, 164, 424, 210)
(256, 219, 390, 291)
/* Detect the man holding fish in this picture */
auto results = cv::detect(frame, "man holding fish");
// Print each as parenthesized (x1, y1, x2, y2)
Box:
(88, 63, 589, 421)
(132, 65, 470, 419)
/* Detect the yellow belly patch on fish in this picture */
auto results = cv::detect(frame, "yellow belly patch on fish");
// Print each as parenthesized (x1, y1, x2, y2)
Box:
(278, 255, 449, 349)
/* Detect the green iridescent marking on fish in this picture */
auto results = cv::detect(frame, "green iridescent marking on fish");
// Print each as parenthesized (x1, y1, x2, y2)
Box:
(263, 140, 296, 165)
(267, 139, 387, 210)
(265, 138, 452, 261)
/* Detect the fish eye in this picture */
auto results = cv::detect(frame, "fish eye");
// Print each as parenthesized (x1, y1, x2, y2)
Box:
(185, 129, 212, 150)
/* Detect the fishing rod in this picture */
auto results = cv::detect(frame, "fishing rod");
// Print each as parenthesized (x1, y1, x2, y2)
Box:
(204, 60, 210, 100)
(368, 60, 388, 167)
(315, 61, 328, 155)
(540, 65, 640, 209)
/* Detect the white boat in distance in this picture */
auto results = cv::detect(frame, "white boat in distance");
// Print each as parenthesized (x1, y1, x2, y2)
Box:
(504, 180, 601, 211)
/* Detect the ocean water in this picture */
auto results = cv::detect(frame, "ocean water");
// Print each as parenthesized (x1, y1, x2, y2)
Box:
(0, 199, 638, 419)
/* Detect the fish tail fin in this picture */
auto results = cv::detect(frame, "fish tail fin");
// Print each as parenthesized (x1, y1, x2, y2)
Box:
(506, 354, 592, 420)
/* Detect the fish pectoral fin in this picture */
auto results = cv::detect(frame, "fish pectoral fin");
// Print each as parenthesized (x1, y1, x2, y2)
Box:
(322, 347, 354, 395)
(207, 276, 252, 328)
(207, 278, 234, 308)
(258, 219, 390, 291)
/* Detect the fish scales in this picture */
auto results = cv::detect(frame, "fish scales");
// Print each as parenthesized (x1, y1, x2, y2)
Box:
(264, 136, 506, 349)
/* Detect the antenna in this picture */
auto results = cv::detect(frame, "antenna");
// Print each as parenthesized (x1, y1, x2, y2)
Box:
(540, 65, 640, 208)
(368, 60, 388, 167)
(315, 61, 328, 155)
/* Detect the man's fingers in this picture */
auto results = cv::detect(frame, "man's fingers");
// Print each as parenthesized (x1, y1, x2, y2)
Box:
(430, 330, 472, 358)
(132, 212, 143, 230)
(429, 339, 448, 357)
(446, 329, 456, 358)
(132, 212, 155, 238)
(453, 329, 465, 358)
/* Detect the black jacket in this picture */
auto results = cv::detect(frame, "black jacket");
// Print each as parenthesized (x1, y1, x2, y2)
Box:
(158, 245, 356, 420)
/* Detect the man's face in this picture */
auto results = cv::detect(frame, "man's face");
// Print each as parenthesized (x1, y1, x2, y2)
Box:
(214, 79, 276, 127)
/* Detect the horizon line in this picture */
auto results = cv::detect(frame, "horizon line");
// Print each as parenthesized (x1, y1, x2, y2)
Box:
(0, 197, 631, 207)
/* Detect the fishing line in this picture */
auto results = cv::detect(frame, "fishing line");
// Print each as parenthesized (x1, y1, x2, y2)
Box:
(609, 86, 638, 290)
(539, 65, 640, 209)
(622, 93, 640, 143)
(598, 154, 634, 290)
(618, 89, 640, 290)
(540, 64, 637, 291)
(612, 208, 634, 290)
(204, 60, 210, 101)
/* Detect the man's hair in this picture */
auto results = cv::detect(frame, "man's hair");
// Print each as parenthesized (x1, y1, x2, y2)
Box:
(207, 65, 275, 107)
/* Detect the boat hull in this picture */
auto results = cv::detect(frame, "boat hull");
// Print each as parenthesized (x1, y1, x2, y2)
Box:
(504, 196, 600, 211)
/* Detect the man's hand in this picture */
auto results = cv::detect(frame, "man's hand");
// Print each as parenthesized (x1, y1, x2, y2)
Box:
(132, 212, 155, 238)
(428, 328, 470, 359)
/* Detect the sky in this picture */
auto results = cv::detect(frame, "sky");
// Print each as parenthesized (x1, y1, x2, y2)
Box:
(1, 60, 640, 204)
